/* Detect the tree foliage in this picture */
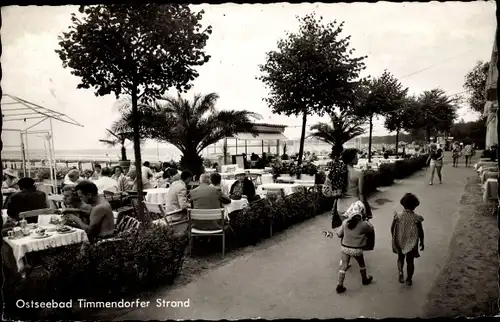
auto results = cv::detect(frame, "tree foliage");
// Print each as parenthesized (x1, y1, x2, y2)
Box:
(112, 93, 261, 176)
(463, 60, 490, 115)
(352, 70, 408, 160)
(56, 4, 212, 220)
(258, 13, 366, 164)
(405, 88, 458, 140)
(308, 110, 366, 159)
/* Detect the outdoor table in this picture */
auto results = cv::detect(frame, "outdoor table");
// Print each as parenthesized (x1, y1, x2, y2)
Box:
(220, 172, 238, 180)
(4, 219, 88, 272)
(144, 188, 170, 205)
(261, 174, 274, 184)
(483, 178, 498, 202)
(258, 183, 303, 196)
(482, 171, 498, 184)
(264, 167, 273, 173)
(225, 198, 249, 215)
(247, 169, 265, 175)
(276, 175, 295, 183)
(205, 168, 216, 173)
(293, 180, 315, 186)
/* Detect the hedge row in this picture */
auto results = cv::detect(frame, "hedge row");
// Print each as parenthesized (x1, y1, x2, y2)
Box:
(4, 225, 187, 320)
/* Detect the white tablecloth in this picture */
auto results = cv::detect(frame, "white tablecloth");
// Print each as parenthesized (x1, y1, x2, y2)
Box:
(261, 174, 274, 184)
(225, 198, 249, 215)
(475, 161, 497, 170)
(4, 225, 88, 272)
(144, 188, 170, 205)
(258, 183, 303, 196)
(483, 178, 498, 202)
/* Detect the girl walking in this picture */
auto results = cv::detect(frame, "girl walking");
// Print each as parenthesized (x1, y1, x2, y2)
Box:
(427, 143, 443, 185)
(391, 193, 424, 286)
(335, 201, 374, 293)
(463, 143, 473, 167)
(451, 142, 461, 167)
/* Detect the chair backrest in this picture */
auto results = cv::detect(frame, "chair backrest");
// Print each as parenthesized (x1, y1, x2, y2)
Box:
(188, 208, 224, 221)
(116, 215, 141, 233)
(144, 202, 165, 215)
(19, 208, 51, 219)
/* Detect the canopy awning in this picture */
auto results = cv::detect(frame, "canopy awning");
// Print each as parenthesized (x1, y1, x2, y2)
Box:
(233, 133, 288, 141)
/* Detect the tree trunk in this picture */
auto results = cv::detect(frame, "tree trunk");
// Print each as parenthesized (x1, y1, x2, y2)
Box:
(297, 111, 308, 165)
(425, 127, 431, 143)
(395, 129, 400, 155)
(121, 144, 127, 161)
(131, 87, 145, 222)
(368, 115, 373, 163)
(180, 149, 204, 178)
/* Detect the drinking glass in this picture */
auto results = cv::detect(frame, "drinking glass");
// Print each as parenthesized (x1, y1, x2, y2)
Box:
(7, 231, 14, 238)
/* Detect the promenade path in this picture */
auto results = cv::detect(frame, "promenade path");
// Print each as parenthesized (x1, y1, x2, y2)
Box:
(116, 153, 477, 319)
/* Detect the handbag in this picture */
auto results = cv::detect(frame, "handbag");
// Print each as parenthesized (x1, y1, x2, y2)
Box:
(322, 177, 334, 197)
(362, 221, 375, 251)
(331, 198, 343, 229)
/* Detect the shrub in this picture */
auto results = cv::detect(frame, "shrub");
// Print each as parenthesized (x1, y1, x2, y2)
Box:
(4, 225, 187, 320)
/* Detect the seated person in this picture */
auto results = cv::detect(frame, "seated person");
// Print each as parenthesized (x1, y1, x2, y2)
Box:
(63, 169, 84, 187)
(210, 172, 229, 196)
(62, 180, 115, 243)
(230, 170, 260, 202)
(92, 167, 119, 194)
(165, 170, 192, 213)
(2, 169, 19, 190)
(61, 187, 92, 225)
(189, 174, 231, 230)
(6, 177, 49, 223)
(156, 170, 171, 188)
(124, 168, 138, 191)
(111, 166, 128, 192)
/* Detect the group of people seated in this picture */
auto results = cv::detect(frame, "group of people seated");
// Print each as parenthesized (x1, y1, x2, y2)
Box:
(2, 175, 114, 244)
(164, 169, 261, 219)
(61, 161, 182, 194)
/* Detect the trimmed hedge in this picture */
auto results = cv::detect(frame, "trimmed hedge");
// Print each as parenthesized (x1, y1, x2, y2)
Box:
(4, 225, 187, 320)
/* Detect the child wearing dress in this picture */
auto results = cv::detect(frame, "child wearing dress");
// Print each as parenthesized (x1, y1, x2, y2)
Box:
(391, 193, 424, 286)
(335, 201, 374, 293)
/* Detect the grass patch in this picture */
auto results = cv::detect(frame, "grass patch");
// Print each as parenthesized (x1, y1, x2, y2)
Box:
(423, 175, 498, 317)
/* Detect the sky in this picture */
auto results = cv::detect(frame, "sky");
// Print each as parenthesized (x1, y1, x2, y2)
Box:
(1, 2, 496, 152)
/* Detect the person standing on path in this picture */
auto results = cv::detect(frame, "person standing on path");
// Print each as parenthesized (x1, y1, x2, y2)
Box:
(337, 149, 373, 219)
(462, 143, 473, 168)
(451, 142, 461, 167)
(427, 143, 443, 185)
(335, 201, 374, 294)
(391, 193, 424, 286)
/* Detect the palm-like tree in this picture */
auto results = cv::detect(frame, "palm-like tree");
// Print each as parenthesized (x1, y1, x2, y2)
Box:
(99, 129, 134, 161)
(308, 111, 366, 159)
(113, 93, 261, 176)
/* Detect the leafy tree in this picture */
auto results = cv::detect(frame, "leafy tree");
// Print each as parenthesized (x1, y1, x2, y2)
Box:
(112, 93, 260, 177)
(463, 60, 490, 115)
(258, 13, 366, 165)
(450, 119, 486, 148)
(384, 95, 418, 155)
(352, 70, 408, 162)
(405, 89, 458, 142)
(308, 110, 366, 160)
(56, 4, 212, 220)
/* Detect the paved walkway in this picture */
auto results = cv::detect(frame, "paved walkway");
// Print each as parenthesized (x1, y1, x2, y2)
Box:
(116, 153, 477, 319)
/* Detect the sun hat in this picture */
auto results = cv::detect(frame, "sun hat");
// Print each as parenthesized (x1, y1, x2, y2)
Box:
(3, 168, 18, 178)
(344, 200, 366, 219)
(234, 169, 246, 176)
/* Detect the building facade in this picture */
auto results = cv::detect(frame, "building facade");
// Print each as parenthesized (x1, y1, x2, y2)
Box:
(484, 28, 498, 149)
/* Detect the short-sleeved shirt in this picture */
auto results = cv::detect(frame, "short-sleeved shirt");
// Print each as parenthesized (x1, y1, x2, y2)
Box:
(392, 209, 424, 254)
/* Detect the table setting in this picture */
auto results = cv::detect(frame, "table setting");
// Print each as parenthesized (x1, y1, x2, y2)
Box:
(4, 214, 88, 272)
(144, 188, 170, 205)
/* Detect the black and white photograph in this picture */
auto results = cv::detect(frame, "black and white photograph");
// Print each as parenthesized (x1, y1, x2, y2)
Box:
(0, 1, 498, 320)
